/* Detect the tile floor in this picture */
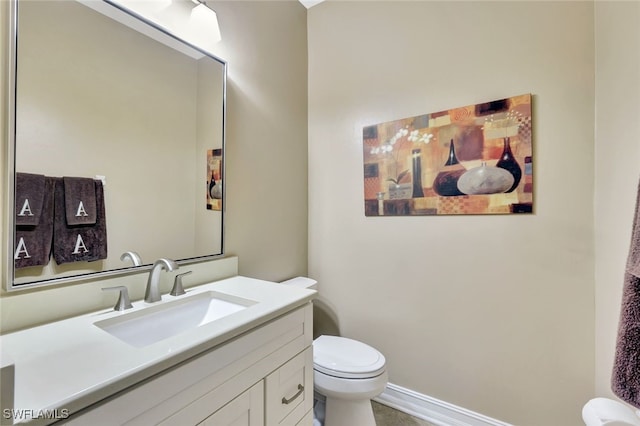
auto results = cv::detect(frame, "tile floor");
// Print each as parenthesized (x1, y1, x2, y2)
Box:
(372, 401, 436, 426)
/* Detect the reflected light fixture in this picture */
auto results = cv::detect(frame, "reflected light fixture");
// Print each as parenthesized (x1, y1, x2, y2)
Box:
(190, 0, 221, 43)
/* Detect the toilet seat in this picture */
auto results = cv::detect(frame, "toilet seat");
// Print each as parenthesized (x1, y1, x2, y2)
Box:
(313, 335, 386, 379)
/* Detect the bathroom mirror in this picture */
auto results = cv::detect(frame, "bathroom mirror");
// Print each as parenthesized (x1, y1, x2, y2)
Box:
(5, 0, 226, 290)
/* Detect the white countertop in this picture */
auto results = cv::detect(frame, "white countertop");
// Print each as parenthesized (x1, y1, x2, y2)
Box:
(0, 276, 315, 424)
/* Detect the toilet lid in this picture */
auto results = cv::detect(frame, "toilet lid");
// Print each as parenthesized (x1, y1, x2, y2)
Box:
(313, 335, 386, 379)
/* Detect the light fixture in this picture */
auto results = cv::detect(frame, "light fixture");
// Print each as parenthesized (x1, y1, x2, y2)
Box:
(190, 0, 221, 43)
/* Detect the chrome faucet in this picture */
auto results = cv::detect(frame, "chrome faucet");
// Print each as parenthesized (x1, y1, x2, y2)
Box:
(145, 258, 178, 303)
(120, 251, 142, 266)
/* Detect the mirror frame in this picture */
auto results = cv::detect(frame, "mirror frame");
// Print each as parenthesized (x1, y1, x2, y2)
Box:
(3, 0, 227, 291)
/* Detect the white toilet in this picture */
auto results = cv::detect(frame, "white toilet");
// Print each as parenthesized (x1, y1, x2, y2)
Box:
(583, 398, 640, 426)
(281, 277, 388, 426)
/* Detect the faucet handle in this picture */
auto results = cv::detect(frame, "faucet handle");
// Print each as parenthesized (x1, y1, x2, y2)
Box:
(170, 271, 192, 296)
(102, 286, 133, 311)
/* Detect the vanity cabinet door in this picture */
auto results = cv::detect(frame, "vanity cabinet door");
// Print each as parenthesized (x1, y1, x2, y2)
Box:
(198, 381, 264, 426)
(296, 410, 313, 425)
(265, 347, 313, 426)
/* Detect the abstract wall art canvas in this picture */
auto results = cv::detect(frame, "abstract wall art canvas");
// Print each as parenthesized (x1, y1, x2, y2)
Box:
(363, 94, 533, 216)
(206, 148, 222, 211)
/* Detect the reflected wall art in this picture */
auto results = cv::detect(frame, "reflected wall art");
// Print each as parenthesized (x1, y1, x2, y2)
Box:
(363, 94, 533, 216)
(207, 148, 222, 211)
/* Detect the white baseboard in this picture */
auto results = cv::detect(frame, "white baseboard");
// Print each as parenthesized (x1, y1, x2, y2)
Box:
(374, 383, 512, 426)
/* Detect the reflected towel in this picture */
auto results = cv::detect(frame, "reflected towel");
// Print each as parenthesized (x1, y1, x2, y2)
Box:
(63, 176, 97, 225)
(613, 178, 640, 408)
(53, 177, 107, 264)
(14, 176, 55, 268)
(15, 172, 46, 226)
(627, 185, 640, 277)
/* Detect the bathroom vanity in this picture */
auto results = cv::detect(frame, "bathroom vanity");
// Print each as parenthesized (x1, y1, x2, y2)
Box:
(0, 276, 315, 425)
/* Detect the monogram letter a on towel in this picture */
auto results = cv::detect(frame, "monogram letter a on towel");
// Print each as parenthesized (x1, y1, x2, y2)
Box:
(64, 177, 97, 226)
(14, 172, 55, 268)
(53, 177, 107, 264)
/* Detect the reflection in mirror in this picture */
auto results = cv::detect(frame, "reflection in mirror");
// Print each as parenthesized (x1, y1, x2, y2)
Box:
(8, 0, 226, 289)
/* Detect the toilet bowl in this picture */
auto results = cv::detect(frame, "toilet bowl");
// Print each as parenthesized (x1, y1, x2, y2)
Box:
(313, 335, 388, 426)
(281, 277, 388, 426)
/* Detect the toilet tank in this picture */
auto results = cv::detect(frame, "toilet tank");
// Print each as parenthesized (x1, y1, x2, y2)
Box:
(280, 276, 339, 339)
(280, 277, 318, 290)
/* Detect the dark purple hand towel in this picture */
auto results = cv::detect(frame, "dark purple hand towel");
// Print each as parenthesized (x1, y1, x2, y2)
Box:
(612, 179, 640, 407)
(15, 172, 46, 226)
(627, 186, 640, 277)
(14, 176, 55, 269)
(63, 176, 97, 225)
(53, 178, 107, 265)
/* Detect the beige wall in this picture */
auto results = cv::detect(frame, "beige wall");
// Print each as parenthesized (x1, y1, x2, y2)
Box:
(194, 58, 225, 256)
(308, 2, 595, 424)
(0, 0, 308, 331)
(594, 0, 640, 402)
(206, 1, 309, 282)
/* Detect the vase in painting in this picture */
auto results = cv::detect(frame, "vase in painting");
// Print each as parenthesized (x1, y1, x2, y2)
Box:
(457, 162, 514, 195)
(495, 137, 522, 193)
(411, 149, 425, 198)
(433, 139, 465, 197)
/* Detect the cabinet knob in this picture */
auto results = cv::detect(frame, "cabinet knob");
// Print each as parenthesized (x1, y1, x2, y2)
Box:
(281, 384, 304, 405)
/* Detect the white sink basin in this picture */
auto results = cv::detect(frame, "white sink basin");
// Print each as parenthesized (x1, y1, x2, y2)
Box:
(94, 291, 257, 347)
